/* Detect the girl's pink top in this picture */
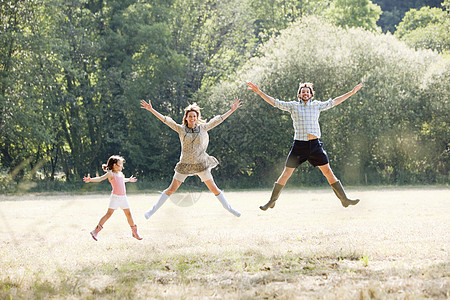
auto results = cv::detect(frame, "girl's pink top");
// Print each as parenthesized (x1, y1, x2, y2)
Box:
(108, 172, 126, 196)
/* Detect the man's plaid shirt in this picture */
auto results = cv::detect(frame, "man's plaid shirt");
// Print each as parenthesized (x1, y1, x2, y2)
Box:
(274, 98, 335, 141)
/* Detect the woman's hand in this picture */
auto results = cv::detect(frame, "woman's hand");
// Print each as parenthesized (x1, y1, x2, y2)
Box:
(231, 98, 243, 112)
(140, 99, 167, 123)
(140, 100, 153, 111)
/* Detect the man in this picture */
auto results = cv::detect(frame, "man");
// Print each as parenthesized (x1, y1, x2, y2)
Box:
(247, 81, 363, 210)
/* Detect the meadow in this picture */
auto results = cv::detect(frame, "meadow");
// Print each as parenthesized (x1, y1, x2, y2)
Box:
(0, 187, 449, 299)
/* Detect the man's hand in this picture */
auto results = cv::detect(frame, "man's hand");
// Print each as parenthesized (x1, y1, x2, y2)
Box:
(247, 82, 261, 94)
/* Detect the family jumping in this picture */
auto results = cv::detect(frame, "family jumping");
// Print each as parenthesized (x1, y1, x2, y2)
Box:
(83, 81, 363, 240)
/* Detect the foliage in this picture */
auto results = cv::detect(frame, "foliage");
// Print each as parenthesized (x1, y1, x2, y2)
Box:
(0, 1, 448, 192)
(202, 16, 448, 185)
(170, 0, 330, 89)
(325, 0, 382, 32)
(1, 0, 190, 185)
(372, 0, 443, 33)
(395, 5, 449, 53)
(445, 0, 450, 10)
(0, 0, 56, 183)
(0, 0, 332, 191)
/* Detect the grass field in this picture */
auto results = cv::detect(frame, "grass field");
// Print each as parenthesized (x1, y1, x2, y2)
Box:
(0, 187, 449, 299)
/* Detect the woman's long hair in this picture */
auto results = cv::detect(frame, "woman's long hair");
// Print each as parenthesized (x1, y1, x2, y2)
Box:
(182, 103, 206, 126)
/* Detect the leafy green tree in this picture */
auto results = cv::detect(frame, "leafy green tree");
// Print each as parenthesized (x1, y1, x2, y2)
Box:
(1, 0, 191, 188)
(2, 0, 448, 191)
(0, 0, 61, 188)
(119, 1, 190, 180)
(395, 4, 449, 53)
(201, 16, 447, 186)
(373, 0, 442, 33)
(444, 0, 450, 9)
(325, 0, 382, 31)
(169, 0, 330, 91)
(417, 57, 450, 181)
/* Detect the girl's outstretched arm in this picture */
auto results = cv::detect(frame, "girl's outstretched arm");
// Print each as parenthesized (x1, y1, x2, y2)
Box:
(221, 98, 243, 121)
(140, 100, 166, 123)
(83, 172, 111, 183)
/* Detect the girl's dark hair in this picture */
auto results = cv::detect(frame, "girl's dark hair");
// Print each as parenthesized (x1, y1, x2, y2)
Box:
(298, 82, 315, 97)
(102, 155, 125, 172)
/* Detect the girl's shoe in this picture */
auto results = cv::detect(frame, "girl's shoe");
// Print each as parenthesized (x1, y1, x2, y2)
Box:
(131, 225, 143, 240)
(90, 224, 103, 241)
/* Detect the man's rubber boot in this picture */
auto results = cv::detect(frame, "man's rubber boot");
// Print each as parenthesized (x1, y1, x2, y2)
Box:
(331, 180, 359, 208)
(260, 183, 284, 211)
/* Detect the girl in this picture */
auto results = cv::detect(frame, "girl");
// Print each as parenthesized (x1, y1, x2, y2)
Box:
(83, 155, 142, 241)
(140, 99, 242, 218)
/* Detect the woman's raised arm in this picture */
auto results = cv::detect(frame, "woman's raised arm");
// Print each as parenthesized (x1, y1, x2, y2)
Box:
(140, 100, 166, 123)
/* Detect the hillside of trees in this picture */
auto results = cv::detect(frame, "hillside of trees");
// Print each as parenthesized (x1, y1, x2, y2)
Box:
(200, 17, 448, 187)
(373, 0, 443, 32)
(1, 0, 448, 192)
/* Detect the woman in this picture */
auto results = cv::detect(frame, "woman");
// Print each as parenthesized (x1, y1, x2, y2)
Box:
(140, 99, 242, 218)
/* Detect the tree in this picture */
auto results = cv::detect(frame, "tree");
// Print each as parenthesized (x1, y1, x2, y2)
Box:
(1, 0, 191, 189)
(2, 0, 448, 191)
(373, 0, 443, 33)
(0, 0, 61, 187)
(325, 0, 382, 32)
(395, 4, 449, 53)
(201, 16, 447, 186)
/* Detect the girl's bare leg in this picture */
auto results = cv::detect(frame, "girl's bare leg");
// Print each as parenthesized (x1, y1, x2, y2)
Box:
(99, 208, 115, 226)
(123, 208, 135, 226)
(91, 209, 114, 240)
(124, 209, 143, 240)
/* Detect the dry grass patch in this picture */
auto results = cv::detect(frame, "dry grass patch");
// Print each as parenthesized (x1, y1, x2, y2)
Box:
(0, 187, 449, 299)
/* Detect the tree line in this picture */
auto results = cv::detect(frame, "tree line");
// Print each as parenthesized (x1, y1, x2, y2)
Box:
(1, 0, 448, 192)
